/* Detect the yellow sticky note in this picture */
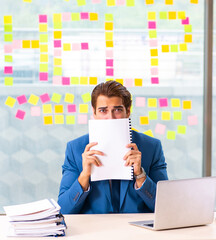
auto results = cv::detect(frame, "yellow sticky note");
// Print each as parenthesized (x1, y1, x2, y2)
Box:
(171, 44, 178, 52)
(43, 104, 52, 114)
(54, 58, 62, 66)
(173, 111, 182, 120)
(66, 115, 75, 124)
(71, 77, 79, 85)
(54, 115, 64, 124)
(40, 54, 48, 62)
(184, 34, 192, 43)
(64, 93, 74, 103)
(143, 129, 154, 137)
(179, 43, 187, 51)
(54, 105, 64, 114)
(134, 78, 142, 87)
(4, 16, 12, 24)
(105, 32, 113, 41)
(182, 100, 192, 109)
(63, 43, 71, 51)
(171, 98, 180, 108)
(80, 77, 88, 85)
(178, 11, 186, 19)
(177, 125, 187, 134)
(53, 14, 62, 23)
(31, 40, 40, 49)
(53, 67, 62, 76)
(71, 13, 80, 21)
(79, 104, 88, 113)
(89, 13, 98, 21)
(105, 14, 113, 21)
(126, 0, 135, 6)
(106, 41, 113, 48)
(4, 77, 13, 86)
(54, 31, 62, 39)
(39, 34, 48, 43)
(190, 0, 198, 3)
(4, 34, 13, 42)
(150, 49, 158, 57)
(165, 0, 173, 4)
(89, 77, 97, 85)
(23, 0, 32, 2)
(148, 98, 157, 108)
(161, 111, 171, 120)
(159, 12, 167, 20)
(167, 131, 176, 140)
(148, 111, 158, 120)
(184, 25, 192, 33)
(39, 24, 48, 32)
(146, 0, 154, 4)
(44, 116, 53, 125)
(161, 45, 169, 53)
(140, 116, 149, 125)
(148, 12, 156, 20)
(51, 93, 62, 103)
(77, 0, 86, 6)
(151, 58, 158, 66)
(40, 64, 48, 72)
(5, 96, 16, 108)
(54, 22, 62, 29)
(168, 11, 177, 20)
(28, 94, 39, 105)
(116, 79, 124, 85)
(149, 30, 157, 38)
(107, 0, 115, 6)
(105, 22, 113, 31)
(40, 44, 48, 53)
(82, 93, 91, 103)
(22, 40, 31, 48)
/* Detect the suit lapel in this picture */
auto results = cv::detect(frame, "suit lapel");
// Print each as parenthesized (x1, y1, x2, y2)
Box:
(102, 180, 112, 207)
(120, 180, 130, 209)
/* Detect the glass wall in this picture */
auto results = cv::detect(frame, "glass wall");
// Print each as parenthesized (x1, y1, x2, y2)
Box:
(0, 0, 205, 212)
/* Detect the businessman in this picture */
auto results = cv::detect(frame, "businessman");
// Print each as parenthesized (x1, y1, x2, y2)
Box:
(58, 80, 168, 214)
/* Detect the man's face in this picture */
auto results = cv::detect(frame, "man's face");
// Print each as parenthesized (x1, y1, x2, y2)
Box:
(93, 95, 130, 120)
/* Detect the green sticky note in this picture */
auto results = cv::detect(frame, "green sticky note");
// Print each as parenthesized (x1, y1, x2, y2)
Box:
(71, 13, 80, 21)
(40, 64, 48, 72)
(177, 125, 187, 134)
(173, 111, 182, 120)
(167, 130, 176, 140)
(51, 93, 62, 103)
(159, 12, 168, 20)
(149, 30, 157, 38)
(171, 44, 178, 52)
(5, 55, 13, 62)
(54, 22, 62, 29)
(4, 77, 13, 86)
(77, 0, 86, 6)
(4, 34, 13, 42)
(39, 34, 48, 43)
(148, 111, 158, 120)
(126, 0, 135, 6)
(105, 14, 113, 21)
(53, 67, 62, 76)
(66, 115, 75, 124)
(82, 93, 91, 103)
(4, 25, 12, 32)
(184, 25, 192, 33)
(71, 77, 79, 85)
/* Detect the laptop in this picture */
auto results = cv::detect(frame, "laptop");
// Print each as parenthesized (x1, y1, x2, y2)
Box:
(129, 177, 216, 230)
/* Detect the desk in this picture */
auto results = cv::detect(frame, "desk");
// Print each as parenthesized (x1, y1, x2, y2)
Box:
(0, 213, 216, 240)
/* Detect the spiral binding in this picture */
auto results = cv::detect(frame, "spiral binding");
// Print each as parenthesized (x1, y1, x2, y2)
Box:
(128, 118, 134, 180)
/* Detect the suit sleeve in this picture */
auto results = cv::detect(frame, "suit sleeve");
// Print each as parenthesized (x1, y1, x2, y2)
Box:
(58, 142, 90, 214)
(135, 140, 168, 212)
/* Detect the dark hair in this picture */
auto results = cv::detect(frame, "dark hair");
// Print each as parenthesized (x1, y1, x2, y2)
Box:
(91, 80, 132, 113)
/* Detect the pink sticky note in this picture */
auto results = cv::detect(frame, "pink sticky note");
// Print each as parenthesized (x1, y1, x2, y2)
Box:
(91, 0, 101, 3)
(40, 93, 50, 103)
(151, 67, 158, 75)
(81, 42, 89, 50)
(31, 106, 41, 116)
(182, 17, 189, 25)
(81, 12, 89, 20)
(4, 66, 13, 74)
(135, 97, 145, 107)
(149, 39, 158, 47)
(54, 40, 61, 48)
(39, 15, 47, 23)
(53, 76, 62, 85)
(188, 115, 198, 126)
(62, 12, 71, 21)
(151, 77, 159, 84)
(106, 59, 113, 67)
(67, 104, 76, 113)
(16, 109, 26, 120)
(54, 49, 62, 57)
(106, 50, 113, 58)
(4, 45, 13, 53)
(106, 68, 114, 76)
(39, 72, 48, 81)
(155, 123, 166, 135)
(116, 0, 125, 5)
(124, 79, 134, 88)
(62, 77, 70, 85)
(159, 98, 168, 107)
(78, 114, 88, 124)
(12, 40, 22, 49)
(72, 43, 81, 51)
(17, 95, 27, 105)
(148, 21, 156, 29)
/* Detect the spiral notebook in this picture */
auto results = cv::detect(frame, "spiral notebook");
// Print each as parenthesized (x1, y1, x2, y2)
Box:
(89, 118, 133, 181)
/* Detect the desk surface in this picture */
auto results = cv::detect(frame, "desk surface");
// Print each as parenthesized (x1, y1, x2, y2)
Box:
(1, 213, 216, 240)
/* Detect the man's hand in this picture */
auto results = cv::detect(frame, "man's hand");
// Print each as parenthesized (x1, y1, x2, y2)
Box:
(78, 142, 104, 191)
(124, 143, 146, 188)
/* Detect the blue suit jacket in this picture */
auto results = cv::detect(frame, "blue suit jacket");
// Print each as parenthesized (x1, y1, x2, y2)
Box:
(58, 130, 168, 214)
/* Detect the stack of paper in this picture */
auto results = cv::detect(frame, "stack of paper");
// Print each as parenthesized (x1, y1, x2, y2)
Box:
(3, 199, 66, 237)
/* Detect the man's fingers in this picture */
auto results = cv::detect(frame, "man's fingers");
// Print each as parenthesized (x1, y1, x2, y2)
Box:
(85, 142, 98, 152)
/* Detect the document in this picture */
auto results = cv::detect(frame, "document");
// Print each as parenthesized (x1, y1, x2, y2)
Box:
(89, 118, 133, 181)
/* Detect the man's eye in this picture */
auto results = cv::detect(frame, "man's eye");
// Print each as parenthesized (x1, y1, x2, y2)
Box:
(115, 108, 123, 112)
(99, 109, 106, 113)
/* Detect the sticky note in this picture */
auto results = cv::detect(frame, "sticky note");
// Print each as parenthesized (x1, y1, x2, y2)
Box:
(106, 41, 113, 48)
(53, 13, 62, 23)
(151, 58, 158, 66)
(40, 93, 50, 103)
(44, 116, 53, 125)
(5, 55, 13, 63)
(150, 49, 158, 57)
(116, 0, 125, 4)
(51, 93, 62, 103)
(146, 0, 154, 4)
(39, 72, 48, 81)
(62, 12, 72, 21)
(106, 49, 113, 58)
(79, 104, 88, 113)
(183, 100, 192, 109)
(188, 115, 198, 126)
(190, 0, 198, 3)
(151, 67, 158, 75)
(4, 66, 13, 74)
(171, 44, 178, 52)
(54, 58, 62, 66)
(72, 43, 81, 50)
(148, 111, 158, 120)
(106, 59, 113, 67)
(177, 125, 187, 134)
(165, 0, 173, 4)
(89, 77, 97, 85)
(148, 21, 156, 29)
(173, 111, 182, 120)
(148, 12, 156, 20)
(71, 13, 80, 21)
(54, 105, 64, 114)
(4, 34, 13, 42)
(184, 25, 192, 33)
(40, 54, 48, 62)
(107, 0, 115, 6)
(31, 106, 41, 116)
(105, 32, 113, 41)
(82, 93, 91, 103)
(105, 13, 113, 21)
(67, 104, 76, 113)
(149, 30, 157, 38)
(62, 77, 70, 85)
(53, 67, 62, 76)
(54, 40, 61, 48)
(39, 34, 48, 43)
(171, 98, 180, 108)
(4, 45, 12, 53)
(77, 0, 86, 6)
(159, 98, 168, 107)
(53, 22, 62, 29)
(159, 12, 167, 20)
(39, 24, 47, 32)
(71, 77, 79, 85)
(116, 79, 124, 85)
(106, 68, 114, 76)
(22, 40, 31, 48)
(4, 25, 12, 32)
(78, 114, 88, 124)
(4, 16, 12, 24)
(135, 97, 145, 107)
(5, 96, 16, 108)
(126, 0, 135, 6)
(167, 131, 176, 140)
(124, 78, 133, 87)
(16, 110, 26, 120)
(66, 115, 75, 124)
(143, 129, 154, 137)
(40, 44, 48, 53)
(148, 98, 157, 108)
(140, 116, 149, 125)
(151, 77, 159, 84)
(64, 93, 74, 103)
(179, 43, 187, 51)
(162, 45, 169, 52)
(39, 15, 47, 23)
(40, 64, 48, 72)
(31, 40, 40, 48)
(81, 12, 89, 20)
(184, 34, 192, 43)
(134, 78, 142, 87)
(54, 31, 62, 39)
(81, 43, 89, 50)
(161, 111, 171, 120)
(105, 22, 113, 31)
(155, 123, 166, 135)
(182, 17, 189, 25)
(89, 13, 98, 21)
(43, 104, 52, 114)
(17, 95, 27, 105)
(28, 94, 39, 105)
(168, 11, 177, 20)
(4, 77, 13, 86)
(80, 77, 88, 85)
(178, 11, 186, 20)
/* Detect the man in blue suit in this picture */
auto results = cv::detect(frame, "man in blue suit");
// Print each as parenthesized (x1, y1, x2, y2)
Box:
(58, 80, 168, 214)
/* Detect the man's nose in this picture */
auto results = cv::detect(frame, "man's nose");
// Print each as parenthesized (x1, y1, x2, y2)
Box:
(106, 110, 116, 119)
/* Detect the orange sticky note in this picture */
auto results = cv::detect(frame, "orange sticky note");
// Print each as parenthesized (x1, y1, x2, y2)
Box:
(168, 11, 177, 20)
(184, 34, 192, 43)
(22, 40, 31, 48)
(44, 116, 53, 125)
(146, 0, 154, 4)
(54, 105, 64, 113)
(150, 49, 158, 57)
(105, 22, 113, 31)
(161, 45, 169, 52)
(31, 40, 40, 49)
(89, 77, 97, 85)
(165, 0, 173, 4)
(134, 78, 142, 87)
(182, 100, 192, 109)
(54, 31, 62, 39)
(89, 13, 98, 21)
(140, 116, 149, 125)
